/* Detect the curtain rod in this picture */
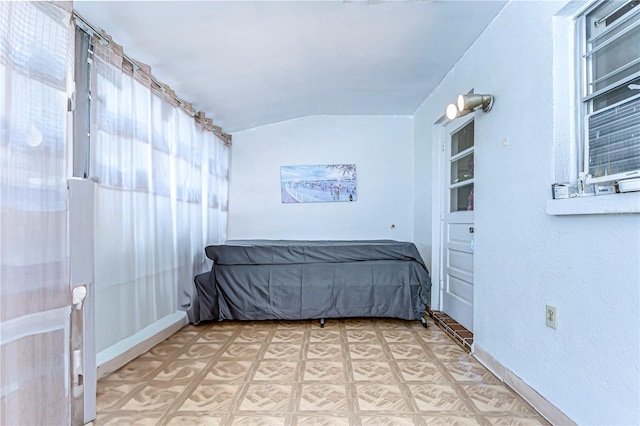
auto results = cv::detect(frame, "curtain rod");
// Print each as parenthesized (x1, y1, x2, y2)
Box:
(73, 11, 181, 109)
(71, 10, 232, 145)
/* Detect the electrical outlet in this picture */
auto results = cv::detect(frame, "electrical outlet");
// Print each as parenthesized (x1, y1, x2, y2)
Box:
(546, 305, 557, 329)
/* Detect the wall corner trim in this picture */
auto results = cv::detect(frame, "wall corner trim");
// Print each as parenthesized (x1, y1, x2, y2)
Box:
(96, 311, 188, 380)
(473, 345, 577, 426)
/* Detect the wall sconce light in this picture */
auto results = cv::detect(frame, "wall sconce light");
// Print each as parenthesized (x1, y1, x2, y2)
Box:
(446, 93, 494, 120)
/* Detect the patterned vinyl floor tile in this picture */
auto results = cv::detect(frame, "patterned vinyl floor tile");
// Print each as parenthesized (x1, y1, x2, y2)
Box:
(308, 329, 341, 343)
(444, 360, 503, 384)
(306, 343, 343, 359)
(394, 361, 450, 384)
(177, 383, 241, 412)
(196, 330, 235, 343)
(460, 384, 541, 415)
(429, 343, 470, 361)
(359, 415, 422, 425)
(235, 329, 270, 344)
(350, 360, 397, 382)
(119, 384, 189, 411)
(100, 356, 164, 382)
(297, 383, 350, 411)
(228, 415, 288, 425)
(237, 383, 294, 411)
(302, 360, 347, 382)
(219, 343, 263, 360)
(97, 411, 165, 426)
(354, 383, 411, 412)
(347, 343, 388, 360)
(151, 359, 209, 382)
(252, 360, 299, 382)
(382, 330, 419, 344)
(272, 330, 306, 343)
(485, 416, 551, 426)
(418, 415, 485, 425)
(95, 318, 551, 425)
(388, 344, 428, 360)
(293, 414, 352, 425)
(147, 341, 190, 359)
(163, 329, 200, 345)
(96, 382, 144, 411)
(346, 330, 379, 343)
(407, 383, 473, 413)
(204, 360, 253, 382)
(165, 412, 225, 425)
(264, 343, 304, 360)
(178, 342, 224, 360)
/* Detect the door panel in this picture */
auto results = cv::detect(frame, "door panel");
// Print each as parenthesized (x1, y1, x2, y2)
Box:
(448, 223, 473, 247)
(447, 275, 474, 304)
(448, 250, 473, 281)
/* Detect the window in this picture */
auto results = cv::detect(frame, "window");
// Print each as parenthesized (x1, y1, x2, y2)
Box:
(578, 0, 640, 185)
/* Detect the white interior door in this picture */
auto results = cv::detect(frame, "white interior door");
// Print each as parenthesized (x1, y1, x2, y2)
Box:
(442, 118, 475, 331)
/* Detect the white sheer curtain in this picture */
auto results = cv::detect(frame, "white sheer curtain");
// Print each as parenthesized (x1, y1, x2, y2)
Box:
(0, 2, 73, 424)
(90, 39, 229, 352)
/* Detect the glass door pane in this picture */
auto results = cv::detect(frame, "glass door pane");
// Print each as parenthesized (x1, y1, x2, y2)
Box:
(451, 121, 474, 155)
(450, 120, 474, 212)
(451, 183, 474, 212)
(451, 153, 474, 184)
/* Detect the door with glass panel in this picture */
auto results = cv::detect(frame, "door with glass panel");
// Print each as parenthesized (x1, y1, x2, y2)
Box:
(442, 118, 475, 332)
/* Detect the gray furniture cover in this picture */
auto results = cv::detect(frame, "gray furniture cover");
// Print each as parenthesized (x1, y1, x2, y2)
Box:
(185, 240, 431, 324)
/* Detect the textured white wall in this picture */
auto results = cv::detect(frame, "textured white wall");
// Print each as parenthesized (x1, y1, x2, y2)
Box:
(413, 1, 640, 424)
(412, 105, 434, 274)
(228, 115, 414, 241)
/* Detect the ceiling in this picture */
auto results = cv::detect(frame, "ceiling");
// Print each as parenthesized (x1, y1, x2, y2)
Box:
(73, 1, 506, 133)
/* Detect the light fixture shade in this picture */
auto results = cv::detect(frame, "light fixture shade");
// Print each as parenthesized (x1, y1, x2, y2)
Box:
(446, 104, 459, 120)
(458, 94, 494, 112)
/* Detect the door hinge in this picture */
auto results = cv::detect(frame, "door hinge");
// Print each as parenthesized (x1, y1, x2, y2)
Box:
(441, 139, 445, 152)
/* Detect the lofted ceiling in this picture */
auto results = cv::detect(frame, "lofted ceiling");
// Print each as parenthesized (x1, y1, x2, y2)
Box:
(73, 0, 506, 133)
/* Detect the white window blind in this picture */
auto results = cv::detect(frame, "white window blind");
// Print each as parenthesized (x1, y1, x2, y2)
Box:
(587, 95, 640, 180)
(582, 0, 640, 184)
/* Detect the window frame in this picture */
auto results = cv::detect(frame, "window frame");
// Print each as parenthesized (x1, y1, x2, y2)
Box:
(546, 0, 640, 215)
(577, 0, 640, 185)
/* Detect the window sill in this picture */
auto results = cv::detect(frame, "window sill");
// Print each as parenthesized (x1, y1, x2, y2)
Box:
(546, 192, 640, 216)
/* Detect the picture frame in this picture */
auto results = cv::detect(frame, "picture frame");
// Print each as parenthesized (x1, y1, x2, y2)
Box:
(280, 164, 357, 203)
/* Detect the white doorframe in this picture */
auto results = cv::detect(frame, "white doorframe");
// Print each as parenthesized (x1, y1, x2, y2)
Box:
(430, 113, 475, 315)
(430, 117, 445, 311)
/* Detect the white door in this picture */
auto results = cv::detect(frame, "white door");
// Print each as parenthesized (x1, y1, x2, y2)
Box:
(442, 118, 475, 331)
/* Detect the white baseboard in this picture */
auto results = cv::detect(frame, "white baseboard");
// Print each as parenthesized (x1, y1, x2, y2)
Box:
(473, 344, 577, 426)
(96, 311, 188, 380)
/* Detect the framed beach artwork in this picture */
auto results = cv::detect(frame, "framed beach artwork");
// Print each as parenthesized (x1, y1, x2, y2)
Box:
(281, 164, 357, 203)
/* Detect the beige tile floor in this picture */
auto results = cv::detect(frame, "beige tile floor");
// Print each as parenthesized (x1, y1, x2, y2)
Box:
(96, 318, 550, 425)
